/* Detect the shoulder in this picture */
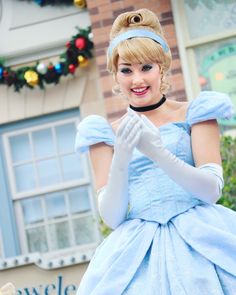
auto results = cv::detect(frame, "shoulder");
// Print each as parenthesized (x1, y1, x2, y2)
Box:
(186, 91, 234, 126)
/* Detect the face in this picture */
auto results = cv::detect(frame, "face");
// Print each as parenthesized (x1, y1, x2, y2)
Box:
(116, 57, 162, 107)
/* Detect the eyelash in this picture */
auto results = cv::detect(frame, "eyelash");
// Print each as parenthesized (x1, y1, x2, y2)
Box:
(142, 64, 152, 71)
(120, 68, 131, 74)
(120, 64, 153, 74)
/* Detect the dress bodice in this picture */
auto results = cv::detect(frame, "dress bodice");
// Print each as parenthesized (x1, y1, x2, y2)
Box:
(75, 91, 234, 224)
(126, 122, 202, 224)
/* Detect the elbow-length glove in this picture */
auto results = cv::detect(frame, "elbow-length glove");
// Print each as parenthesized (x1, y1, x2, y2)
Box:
(0, 283, 16, 295)
(129, 111, 223, 204)
(97, 115, 142, 229)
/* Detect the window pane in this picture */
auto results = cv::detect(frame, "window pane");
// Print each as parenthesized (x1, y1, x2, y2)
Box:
(9, 134, 32, 163)
(14, 164, 36, 192)
(45, 193, 67, 219)
(32, 129, 55, 158)
(61, 154, 84, 181)
(37, 158, 60, 186)
(56, 123, 76, 154)
(195, 37, 236, 125)
(68, 187, 91, 214)
(73, 216, 96, 245)
(26, 226, 48, 253)
(48, 221, 70, 250)
(184, 0, 236, 39)
(22, 198, 43, 224)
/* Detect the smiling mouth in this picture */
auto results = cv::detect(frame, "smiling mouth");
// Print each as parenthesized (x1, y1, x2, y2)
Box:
(131, 87, 149, 96)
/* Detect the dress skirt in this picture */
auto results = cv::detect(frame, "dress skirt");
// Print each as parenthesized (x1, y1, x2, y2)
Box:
(77, 204, 236, 295)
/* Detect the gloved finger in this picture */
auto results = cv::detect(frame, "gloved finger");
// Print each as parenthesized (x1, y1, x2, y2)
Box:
(127, 128, 142, 149)
(116, 115, 131, 137)
(126, 119, 142, 143)
(118, 116, 140, 139)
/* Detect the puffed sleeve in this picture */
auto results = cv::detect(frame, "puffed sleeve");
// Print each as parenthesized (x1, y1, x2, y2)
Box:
(186, 91, 235, 126)
(75, 115, 115, 153)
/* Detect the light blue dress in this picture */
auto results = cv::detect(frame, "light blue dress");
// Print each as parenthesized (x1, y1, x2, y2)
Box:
(75, 91, 236, 295)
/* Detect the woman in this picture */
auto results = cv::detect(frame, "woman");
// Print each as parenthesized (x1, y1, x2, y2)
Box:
(75, 8, 236, 295)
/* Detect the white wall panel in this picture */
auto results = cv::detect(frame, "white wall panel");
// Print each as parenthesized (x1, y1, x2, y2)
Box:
(0, 0, 91, 65)
(0, 60, 105, 124)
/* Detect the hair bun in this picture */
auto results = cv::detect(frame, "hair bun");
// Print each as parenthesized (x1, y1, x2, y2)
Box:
(128, 14, 142, 24)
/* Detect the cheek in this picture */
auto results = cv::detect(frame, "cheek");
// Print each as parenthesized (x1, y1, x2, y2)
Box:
(117, 76, 130, 91)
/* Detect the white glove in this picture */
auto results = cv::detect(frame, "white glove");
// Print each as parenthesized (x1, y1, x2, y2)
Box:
(128, 109, 224, 204)
(0, 283, 16, 295)
(98, 115, 142, 229)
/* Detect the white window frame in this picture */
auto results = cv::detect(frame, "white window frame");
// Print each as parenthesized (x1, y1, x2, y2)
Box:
(2, 116, 101, 255)
(171, 0, 236, 100)
(15, 185, 100, 254)
(3, 117, 89, 200)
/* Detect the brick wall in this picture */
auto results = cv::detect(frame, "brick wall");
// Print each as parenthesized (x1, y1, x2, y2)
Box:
(86, 0, 186, 121)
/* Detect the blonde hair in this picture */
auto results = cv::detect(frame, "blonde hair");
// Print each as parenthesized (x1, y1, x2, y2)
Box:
(107, 9, 172, 94)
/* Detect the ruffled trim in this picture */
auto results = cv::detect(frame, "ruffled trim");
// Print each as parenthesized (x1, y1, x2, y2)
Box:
(75, 115, 115, 153)
(186, 91, 234, 126)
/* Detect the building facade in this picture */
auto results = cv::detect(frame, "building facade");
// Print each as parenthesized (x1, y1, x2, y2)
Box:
(0, 0, 236, 292)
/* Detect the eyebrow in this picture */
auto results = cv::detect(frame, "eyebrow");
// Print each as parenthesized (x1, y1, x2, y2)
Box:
(118, 63, 131, 66)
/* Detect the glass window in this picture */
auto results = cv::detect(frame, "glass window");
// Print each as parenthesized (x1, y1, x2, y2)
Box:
(26, 226, 48, 253)
(195, 37, 236, 125)
(69, 186, 91, 214)
(7, 120, 87, 194)
(61, 154, 84, 181)
(14, 164, 36, 192)
(73, 215, 96, 245)
(56, 123, 76, 154)
(45, 192, 67, 219)
(37, 158, 60, 186)
(173, 1, 236, 128)
(9, 134, 32, 163)
(184, 0, 236, 39)
(20, 186, 96, 253)
(32, 129, 55, 159)
(22, 197, 43, 224)
(4, 115, 99, 255)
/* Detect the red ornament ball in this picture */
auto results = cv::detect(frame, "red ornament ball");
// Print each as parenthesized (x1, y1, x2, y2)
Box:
(66, 41, 71, 48)
(75, 37, 86, 50)
(48, 64, 54, 70)
(68, 64, 76, 74)
(3, 70, 8, 77)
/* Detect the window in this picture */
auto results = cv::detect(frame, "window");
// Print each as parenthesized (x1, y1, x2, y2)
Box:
(172, 0, 236, 128)
(3, 113, 100, 254)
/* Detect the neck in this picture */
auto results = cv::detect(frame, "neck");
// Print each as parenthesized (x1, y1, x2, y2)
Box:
(129, 95, 166, 112)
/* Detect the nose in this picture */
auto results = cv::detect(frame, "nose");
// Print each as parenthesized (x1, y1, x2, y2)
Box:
(132, 71, 144, 86)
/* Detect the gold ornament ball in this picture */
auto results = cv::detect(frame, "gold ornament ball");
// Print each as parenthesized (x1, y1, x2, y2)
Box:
(24, 70, 39, 86)
(78, 55, 89, 68)
(74, 0, 86, 9)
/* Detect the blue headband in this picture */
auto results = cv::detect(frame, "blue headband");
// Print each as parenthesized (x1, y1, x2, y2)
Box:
(108, 29, 169, 57)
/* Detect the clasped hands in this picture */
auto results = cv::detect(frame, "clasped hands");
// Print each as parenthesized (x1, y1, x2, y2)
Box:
(114, 108, 163, 165)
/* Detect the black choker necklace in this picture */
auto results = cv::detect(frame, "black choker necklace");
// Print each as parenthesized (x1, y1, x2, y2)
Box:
(129, 95, 166, 112)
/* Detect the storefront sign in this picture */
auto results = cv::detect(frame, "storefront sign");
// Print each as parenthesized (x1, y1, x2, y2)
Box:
(17, 275, 78, 295)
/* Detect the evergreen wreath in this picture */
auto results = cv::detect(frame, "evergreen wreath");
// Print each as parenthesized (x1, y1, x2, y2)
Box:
(0, 27, 93, 91)
(19, 0, 86, 8)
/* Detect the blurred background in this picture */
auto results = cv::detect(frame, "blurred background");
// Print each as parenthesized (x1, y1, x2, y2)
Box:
(0, 0, 235, 293)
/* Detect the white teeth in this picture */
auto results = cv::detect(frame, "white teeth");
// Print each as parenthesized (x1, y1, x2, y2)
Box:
(132, 87, 147, 93)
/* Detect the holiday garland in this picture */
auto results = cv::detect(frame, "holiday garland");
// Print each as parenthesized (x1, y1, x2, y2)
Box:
(19, 0, 86, 8)
(0, 27, 93, 91)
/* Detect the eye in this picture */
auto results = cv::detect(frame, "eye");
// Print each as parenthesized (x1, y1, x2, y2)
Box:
(120, 68, 132, 74)
(142, 64, 153, 72)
